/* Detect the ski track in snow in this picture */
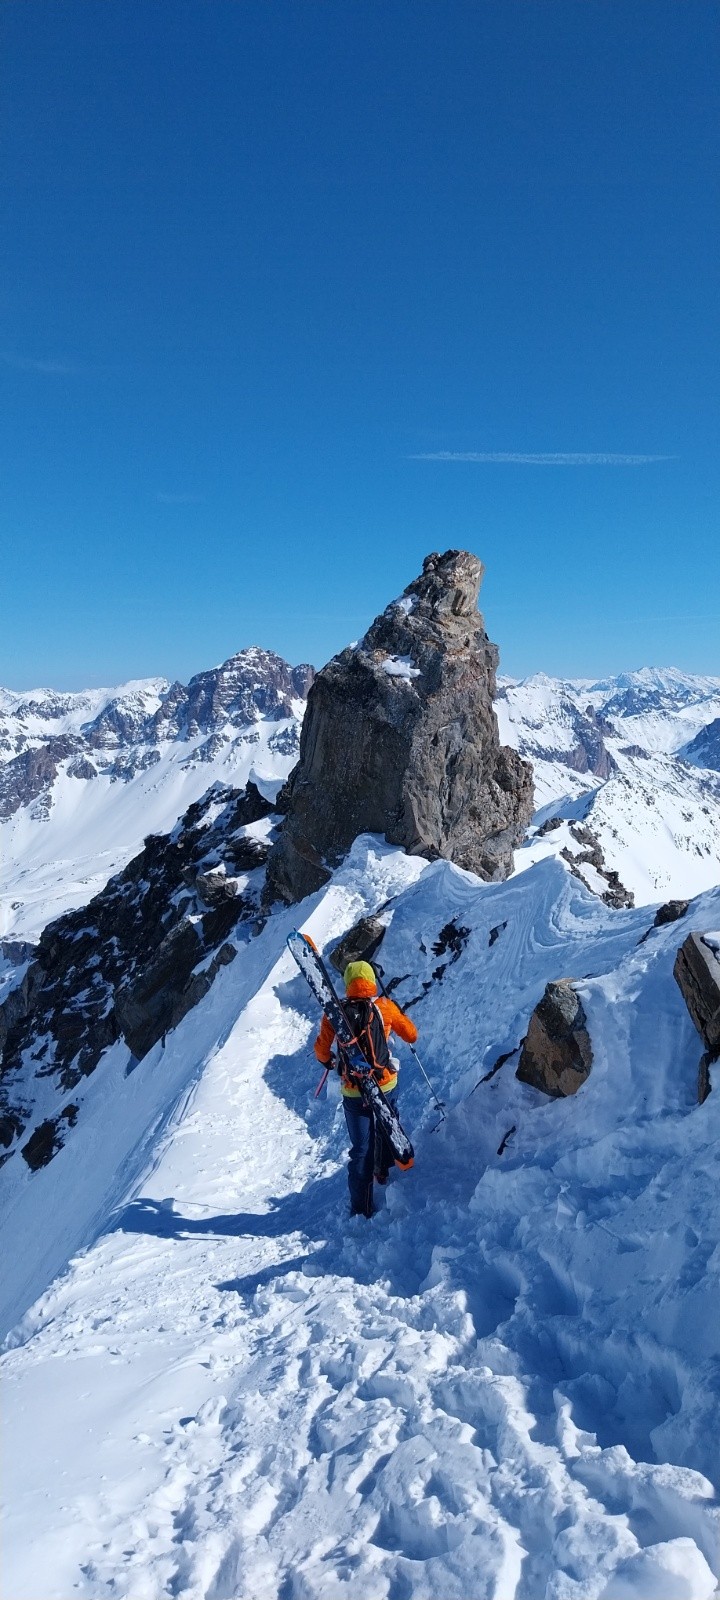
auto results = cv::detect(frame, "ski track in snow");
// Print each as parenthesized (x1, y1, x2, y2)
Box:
(2, 842, 720, 1599)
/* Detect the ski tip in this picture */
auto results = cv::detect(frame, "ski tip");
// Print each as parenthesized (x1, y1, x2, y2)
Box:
(395, 1156, 414, 1171)
(288, 929, 318, 953)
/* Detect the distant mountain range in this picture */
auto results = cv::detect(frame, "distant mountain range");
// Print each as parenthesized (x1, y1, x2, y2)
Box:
(1, 654, 719, 943)
(497, 667, 720, 907)
(0, 648, 312, 940)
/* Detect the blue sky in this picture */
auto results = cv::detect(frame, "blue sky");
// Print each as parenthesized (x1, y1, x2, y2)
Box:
(1, 1, 718, 688)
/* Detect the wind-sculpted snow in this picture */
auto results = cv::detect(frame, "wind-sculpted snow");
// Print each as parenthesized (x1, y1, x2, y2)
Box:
(2, 840, 719, 1599)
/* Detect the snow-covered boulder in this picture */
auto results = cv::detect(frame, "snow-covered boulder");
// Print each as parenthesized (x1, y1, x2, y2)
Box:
(516, 978, 593, 1097)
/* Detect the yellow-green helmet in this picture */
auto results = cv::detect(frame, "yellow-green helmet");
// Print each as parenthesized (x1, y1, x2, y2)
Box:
(343, 960, 377, 990)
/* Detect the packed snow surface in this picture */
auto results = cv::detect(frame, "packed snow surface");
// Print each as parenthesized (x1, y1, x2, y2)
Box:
(2, 839, 719, 1599)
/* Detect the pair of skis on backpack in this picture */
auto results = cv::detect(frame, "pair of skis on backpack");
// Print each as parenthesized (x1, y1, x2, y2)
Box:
(287, 930, 414, 1171)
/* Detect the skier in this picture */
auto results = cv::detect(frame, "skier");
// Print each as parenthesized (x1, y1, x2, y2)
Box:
(314, 960, 418, 1217)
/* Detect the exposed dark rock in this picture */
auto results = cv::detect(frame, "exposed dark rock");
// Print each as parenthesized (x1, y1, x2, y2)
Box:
(431, 921, 471, 962)
(107, 749, 161, 783)
(1, 939, 35, 965)
(194, 868, 241, 906)
(681, 716, 720, 772)
(0, 1108, 25, 1149)
(638, 899, 690, 945)
(151, 650, 314, 740)
(526, 705, 616, 781)
(21, 1117, 64, 1170)
(536, 816, 564, 836)
(619, 744, 649, 758)
(562, 823, 635, 910)
(516, 980, 593, 1098)
(674, 933, 720, 1100)
(0, 737, 76, 820)
(0, 780, 274, 1167)
(698, 1053, 712, 1106)
(329, 916, 388, 975)
(267, 551, 534, 903)
(116, 931, 237, 1061)
(489, 922, 507, 947)
(67, 756, 98, 781)
(654, 899, 690, 928)
(0, 962, 40, 1059)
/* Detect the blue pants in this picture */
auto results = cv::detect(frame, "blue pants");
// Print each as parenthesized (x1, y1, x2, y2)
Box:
(343, 1089, 398, 1216)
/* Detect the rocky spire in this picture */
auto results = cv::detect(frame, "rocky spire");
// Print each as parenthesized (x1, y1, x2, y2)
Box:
(266, 550, 534, 903)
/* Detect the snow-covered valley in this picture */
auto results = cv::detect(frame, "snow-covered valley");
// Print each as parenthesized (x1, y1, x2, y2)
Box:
(2, 629, 720, 1600)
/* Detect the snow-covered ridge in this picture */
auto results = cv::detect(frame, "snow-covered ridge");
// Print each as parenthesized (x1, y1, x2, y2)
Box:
(2, 839, 719, 1598)
(497, 667, 720, 756)
(0, 648, 313, 941)
(498, 668, 720, 908)
(4, 660, 720, 945)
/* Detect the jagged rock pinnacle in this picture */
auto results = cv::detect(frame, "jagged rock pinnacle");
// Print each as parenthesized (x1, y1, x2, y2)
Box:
(266, 550, 534, 903)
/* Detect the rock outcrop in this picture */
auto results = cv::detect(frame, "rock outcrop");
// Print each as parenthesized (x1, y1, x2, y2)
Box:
(561, 822, 635, 910)
(674, 932, 720, 1103)
(0, 781, 274, 1168)
(267, 551, 534, 903)
(516, 980, 593, 1098)
(328, 916, 388, 976)
(638, 899, 689, 945)
(681, 716, 720, 771)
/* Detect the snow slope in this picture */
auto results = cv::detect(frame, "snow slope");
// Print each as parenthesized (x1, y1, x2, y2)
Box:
(2, 839, 719, 1600)
(0, 717, 300, 942)
(498, 670, 720, 905)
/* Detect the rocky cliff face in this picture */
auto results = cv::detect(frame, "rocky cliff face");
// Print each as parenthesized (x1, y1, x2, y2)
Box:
(267, 551, 534, 904)
(674, 930, 720, 1102)
(0, 781, 274, 1169)
(683, 716, 720, 771)
(0, 649, 313, 822)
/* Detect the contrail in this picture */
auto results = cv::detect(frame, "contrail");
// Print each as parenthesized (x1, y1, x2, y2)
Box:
(408, 451, 676, 466)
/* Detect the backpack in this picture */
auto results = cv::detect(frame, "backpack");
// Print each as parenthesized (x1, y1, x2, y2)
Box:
(339, 998, 391, 1078)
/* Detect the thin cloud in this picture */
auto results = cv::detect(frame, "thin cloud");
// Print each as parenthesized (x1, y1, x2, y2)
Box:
(1, 352, 83, 376)
(155, 492, 204, 505)
(409, 451, 676, 466)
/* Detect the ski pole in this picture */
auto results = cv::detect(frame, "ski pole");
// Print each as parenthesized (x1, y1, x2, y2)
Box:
(404, 1040, 445, 1118)
(373, 963, 446, 1121)
(314, 1068, 330, 1097)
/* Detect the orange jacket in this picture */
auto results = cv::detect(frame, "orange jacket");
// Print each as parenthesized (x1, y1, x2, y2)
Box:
(314, 977, 418, 1098)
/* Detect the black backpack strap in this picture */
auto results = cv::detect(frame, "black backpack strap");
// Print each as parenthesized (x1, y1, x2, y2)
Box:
(339, 998, 390, 1075)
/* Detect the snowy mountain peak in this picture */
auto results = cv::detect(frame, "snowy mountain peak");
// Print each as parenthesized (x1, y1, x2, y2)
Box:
(499, 668, 720, 907)
(0, 647, 314, 940)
